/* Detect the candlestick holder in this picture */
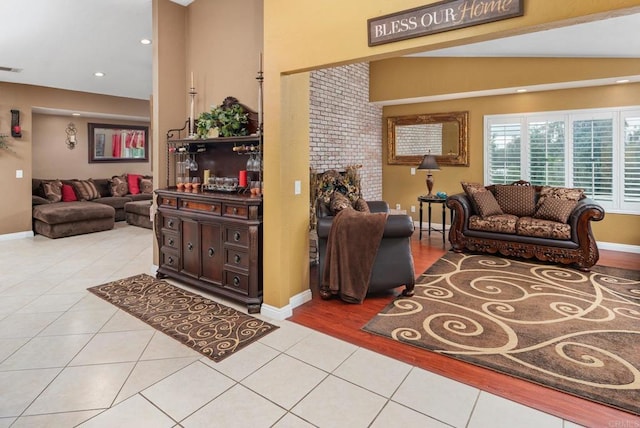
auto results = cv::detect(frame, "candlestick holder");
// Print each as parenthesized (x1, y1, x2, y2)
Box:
(188, 86, 197, 139)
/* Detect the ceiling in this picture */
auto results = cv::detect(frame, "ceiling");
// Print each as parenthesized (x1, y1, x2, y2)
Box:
(0, 2, 638, 103)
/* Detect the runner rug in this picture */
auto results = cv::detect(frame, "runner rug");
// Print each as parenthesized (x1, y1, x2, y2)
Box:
(363, 252, 640, 415)
(88, 273, 278, 362)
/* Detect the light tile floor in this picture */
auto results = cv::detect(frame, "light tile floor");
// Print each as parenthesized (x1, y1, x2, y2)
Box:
(0, 223, 580, 427)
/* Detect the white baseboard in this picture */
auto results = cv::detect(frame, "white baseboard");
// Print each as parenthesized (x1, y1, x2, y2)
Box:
(0, 230, 34, 241)
(597, 241, 640, 254)
(260, 288, 312, 321)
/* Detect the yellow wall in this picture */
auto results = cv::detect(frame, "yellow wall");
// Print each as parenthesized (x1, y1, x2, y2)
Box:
(0, 82, 149, 236)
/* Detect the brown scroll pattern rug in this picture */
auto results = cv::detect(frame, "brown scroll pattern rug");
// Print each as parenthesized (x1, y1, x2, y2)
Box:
(88, 273, 278, 362)
(363, 252, 640, 415)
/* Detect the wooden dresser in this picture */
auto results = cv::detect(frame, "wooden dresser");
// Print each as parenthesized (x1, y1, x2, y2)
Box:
(155, 189, 263, 313)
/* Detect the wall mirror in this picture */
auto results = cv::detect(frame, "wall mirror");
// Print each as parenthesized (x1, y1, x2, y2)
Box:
(88, 123, 149, 163)
(387, 111, 469, 166)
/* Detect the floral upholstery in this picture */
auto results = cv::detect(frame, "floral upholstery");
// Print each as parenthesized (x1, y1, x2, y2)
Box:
(517, 217, 571, 240)
(469, 214, 518, 234)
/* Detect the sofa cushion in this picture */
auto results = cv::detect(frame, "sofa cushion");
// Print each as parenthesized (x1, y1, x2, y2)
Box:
(42, 180, 63, 202)
(61, 184, 78, 202)
(517, 217, 571, 240)
(33, 201, 114, 224)
(91, 178, 112, 198)
(471, 191, 503, 218)
(94, 196, 133, 210)
(32, 195, 50, 206)
(128, 174, 142, 195)
(72, 179, 101, 201)
(353, 197, 370, 213)
(534, 198, 577, 224)
(139, 177, 153, 194)
(495, 185, 536, 217)
(129, 193, 153, 202)
(536, 186, 585, 210)
(468, 214, 518, 234)
(110, 175, 129, 197)
(329, 192, 352, 214)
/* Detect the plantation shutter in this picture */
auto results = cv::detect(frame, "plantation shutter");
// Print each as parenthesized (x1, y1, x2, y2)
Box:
(572, 116, 614, 202)
(623, 114, 640, 206)
(487, 121, 522, 184)
(528, 119, 565, 186)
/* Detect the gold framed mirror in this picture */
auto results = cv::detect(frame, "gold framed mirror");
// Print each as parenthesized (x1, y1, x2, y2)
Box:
(387, 111, 469, 166)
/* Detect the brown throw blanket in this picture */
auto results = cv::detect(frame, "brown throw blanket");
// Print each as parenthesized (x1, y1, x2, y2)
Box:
(322, 208, 388, 303)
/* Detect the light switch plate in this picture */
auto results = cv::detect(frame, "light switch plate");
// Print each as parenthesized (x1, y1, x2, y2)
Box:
(410, 167, 416, 175)
(294, 180, 301, 195)
(16, 169, 23, 178)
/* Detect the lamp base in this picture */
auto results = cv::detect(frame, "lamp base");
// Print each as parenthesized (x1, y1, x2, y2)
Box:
(426, 173, 435, 198)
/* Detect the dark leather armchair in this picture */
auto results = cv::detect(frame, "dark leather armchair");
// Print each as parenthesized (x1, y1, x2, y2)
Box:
(315, 199, 416, 298)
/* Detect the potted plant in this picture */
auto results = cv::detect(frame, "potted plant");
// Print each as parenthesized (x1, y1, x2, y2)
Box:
(196, 96, 249, 139)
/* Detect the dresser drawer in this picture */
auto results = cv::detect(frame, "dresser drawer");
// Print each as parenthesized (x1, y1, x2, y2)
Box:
(225, 227, 248, 247)
(181, 199, 222, 215)
(225, 248, 249, 270)
(159, 196, 177, 208)
(162, 232, 179, 250)
(162, 215, 179, 231)
(223, 271, 249, 295)
(222, 203, 248, 219)
(161, 250, 180, 271)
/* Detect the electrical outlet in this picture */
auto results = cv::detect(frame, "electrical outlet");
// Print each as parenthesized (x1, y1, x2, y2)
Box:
(410, 205, 416, 213)
(16, 169, 23, 178)
(395, 203, 401, 210)
(410, 167, 416, 175)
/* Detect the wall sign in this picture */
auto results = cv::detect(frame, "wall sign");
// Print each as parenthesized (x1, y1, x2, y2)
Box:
(368, 0, 524, 46)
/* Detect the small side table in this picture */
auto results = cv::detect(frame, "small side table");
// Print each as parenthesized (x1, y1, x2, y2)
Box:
(418, 196, 448, 246)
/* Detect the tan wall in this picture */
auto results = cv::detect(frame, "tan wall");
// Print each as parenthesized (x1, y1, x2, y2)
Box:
(33, 114, 150, 179)
(378, 80, 640, 246)
(0, 82, 149, 236)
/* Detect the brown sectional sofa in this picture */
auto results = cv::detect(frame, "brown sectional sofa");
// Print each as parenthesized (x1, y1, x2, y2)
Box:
(446, 181, 605, 270)
(32, 176, 152, 239)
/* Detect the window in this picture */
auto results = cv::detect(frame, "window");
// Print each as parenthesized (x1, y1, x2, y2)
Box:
(485, 107, 640, 214)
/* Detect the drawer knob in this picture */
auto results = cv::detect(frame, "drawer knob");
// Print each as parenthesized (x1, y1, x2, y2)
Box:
(233, 231, 241, 241)
(208, 247, 215, 257)
(168, 219, 174, 228)
(234, 254, 241, 264)
(233, 207, 238, 215)
(168, 256, 174, 265)
(187, 242, 193, 251)
(211, 205, 217, 212)
(233, 276, 240, 286)
(168, 238, 174, 246)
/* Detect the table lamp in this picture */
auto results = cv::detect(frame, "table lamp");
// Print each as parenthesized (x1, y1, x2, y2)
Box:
(417, 152, 440, 197)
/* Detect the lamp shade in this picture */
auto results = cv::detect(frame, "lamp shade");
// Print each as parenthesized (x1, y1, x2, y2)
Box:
(417, 154, 440, 170)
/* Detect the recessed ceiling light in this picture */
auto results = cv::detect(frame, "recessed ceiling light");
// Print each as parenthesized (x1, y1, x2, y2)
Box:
(516, 89, 527, 93)
(616, 79, 630, 84)
(94, 72, 105, 77)
(140, 39, 151, 45)
(72, 113, 80, 116)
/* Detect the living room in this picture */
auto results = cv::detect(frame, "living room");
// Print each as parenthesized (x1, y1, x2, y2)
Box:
(1, 0, 640, 426)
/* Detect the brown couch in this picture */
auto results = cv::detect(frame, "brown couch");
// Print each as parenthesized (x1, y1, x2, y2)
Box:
(446, 181, 605, 270)
(32, 177, 153, 238)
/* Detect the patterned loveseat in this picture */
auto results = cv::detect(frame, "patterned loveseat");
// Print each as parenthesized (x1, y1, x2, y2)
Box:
(446, 181, 605, 270)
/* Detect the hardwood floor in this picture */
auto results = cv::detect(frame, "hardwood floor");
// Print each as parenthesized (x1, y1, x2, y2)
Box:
(291, 233, 640, 427)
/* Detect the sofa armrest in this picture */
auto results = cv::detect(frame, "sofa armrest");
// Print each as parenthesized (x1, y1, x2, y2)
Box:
(366, 201, 389, 213)
(567, 197, 605, 241)
(32, 195, 51, 206)
(317, 212, 414, 239)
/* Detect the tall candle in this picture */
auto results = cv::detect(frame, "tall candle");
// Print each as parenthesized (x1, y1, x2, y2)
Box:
(239, 170, 247, 187)
(190, 71, 194, 88)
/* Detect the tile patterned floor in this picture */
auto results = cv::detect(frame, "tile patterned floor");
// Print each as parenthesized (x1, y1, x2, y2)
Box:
(0, 223, 581, 427)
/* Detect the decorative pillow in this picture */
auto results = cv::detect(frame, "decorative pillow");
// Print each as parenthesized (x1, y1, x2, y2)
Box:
(495, 185, 536, 217)
(42, 180, 63, 202)
(534, 198, 578, 223)
(329, 192, 352, 214)
(536, 186, 585, 210)
(110, 175, 129, 197)
(139, 177, 153, 194)
(72, 179, 101, 201)
(61, 184, 78, 202)
(461, 181, 488, 214)
(127, 174, 142, 195)
(471, 191, 503, 218)
(353, 197, 370, 213)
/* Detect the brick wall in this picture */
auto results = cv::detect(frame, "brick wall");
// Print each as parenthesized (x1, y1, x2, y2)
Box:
(309, 63, 383, 200)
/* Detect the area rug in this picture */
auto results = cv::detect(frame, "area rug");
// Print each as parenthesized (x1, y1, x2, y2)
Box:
(363, 252, 640, 415)
(88, 273, 278, 362)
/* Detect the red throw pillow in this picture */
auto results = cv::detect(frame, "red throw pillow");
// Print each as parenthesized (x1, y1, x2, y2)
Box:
(127, 174, 141, 195)
(61, 184, 78, 202)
